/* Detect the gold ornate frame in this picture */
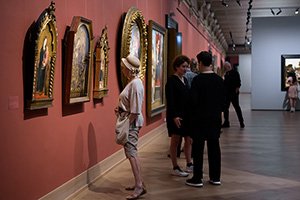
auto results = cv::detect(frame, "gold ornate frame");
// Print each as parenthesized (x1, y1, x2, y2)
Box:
(120, 7, 147, 88)
(26, 2, 57, 110)
(146, 20, 167, 117)
(64, 16, 93, 104)
(93, 26, 110, 99)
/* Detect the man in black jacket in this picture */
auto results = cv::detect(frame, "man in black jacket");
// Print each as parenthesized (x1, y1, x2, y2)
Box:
(185, 51, 225, 187)
(222, 62, 245, 128)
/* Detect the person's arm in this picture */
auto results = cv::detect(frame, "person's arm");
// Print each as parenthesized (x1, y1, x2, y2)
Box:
(234, 71, 241, 93)
(166, 78, 182, 128)
(129, 113, 138, 124)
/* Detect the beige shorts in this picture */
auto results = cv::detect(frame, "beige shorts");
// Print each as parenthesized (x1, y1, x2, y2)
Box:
(124, 124, 140, 158)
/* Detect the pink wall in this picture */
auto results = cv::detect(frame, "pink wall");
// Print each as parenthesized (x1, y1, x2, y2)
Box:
(0, 0, 224, 199)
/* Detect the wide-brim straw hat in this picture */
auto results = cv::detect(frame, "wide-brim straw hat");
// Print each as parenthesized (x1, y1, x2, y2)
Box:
(121, 55, 140, 71)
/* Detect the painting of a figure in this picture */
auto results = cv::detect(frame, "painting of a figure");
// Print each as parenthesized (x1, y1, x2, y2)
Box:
(93, 26, 109, 99)
(146, 20, 167, 117)
(99, 50, 105, 88)
(70, 25, 90, 98)
(281, 55, 300, 90)
(35, 36, 50, 98)
(129, 23, 141, 59)
(151, 30, 164, 104)
(27, 2, 57, 110)
(120, 7, 147, 88)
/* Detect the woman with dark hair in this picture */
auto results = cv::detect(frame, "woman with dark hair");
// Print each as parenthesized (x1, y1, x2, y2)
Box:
(165, 55, 193, 177)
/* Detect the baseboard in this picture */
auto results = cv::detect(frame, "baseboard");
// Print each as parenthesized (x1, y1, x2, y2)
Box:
(39, 124, 166, 200)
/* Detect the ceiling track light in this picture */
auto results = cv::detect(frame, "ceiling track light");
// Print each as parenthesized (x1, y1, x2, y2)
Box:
(276, 8, 282, 15)
(236, 0, 241, 7)
(221, 0, 228, 7)
(295, 8, 299, 15)
(270, 8, 275, 15)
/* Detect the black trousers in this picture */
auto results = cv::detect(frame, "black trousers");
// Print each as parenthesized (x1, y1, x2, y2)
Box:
(224, 92, 244, 123)
(192, 138, 221, 181)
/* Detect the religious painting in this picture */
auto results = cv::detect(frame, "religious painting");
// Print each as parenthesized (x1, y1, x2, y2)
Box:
(64, 16, 93, 104)
(130, 23, 141, 59)
(146, 20, 167, 117)
(120, 7, 147, 89)
(281, 54, 300, 91)
(93, 26, 110, 99)
(26, 2, 57, 110)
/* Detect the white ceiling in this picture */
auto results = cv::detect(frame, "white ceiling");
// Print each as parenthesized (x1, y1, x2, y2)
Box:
(186, 0, 300, 54)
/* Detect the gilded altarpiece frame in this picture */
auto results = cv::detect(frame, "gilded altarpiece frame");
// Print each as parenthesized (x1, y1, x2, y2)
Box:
(93, 26, 110, 99)
(120, 7, 147, 88)
(64, 16, 93, 104)
(26, 2, 57, 110)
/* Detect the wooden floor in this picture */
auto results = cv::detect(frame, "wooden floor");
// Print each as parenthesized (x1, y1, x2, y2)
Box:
(72, 94, 300, 200)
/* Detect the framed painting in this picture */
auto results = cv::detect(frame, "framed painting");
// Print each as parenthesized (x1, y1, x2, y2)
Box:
(281, 54, 300, 91)
(146, 20, 167, 117)
(93, 26, 109, 99)
(64, 16, 93, 104)
(26, 2, 57, 110)
(120, 7, 147, 88)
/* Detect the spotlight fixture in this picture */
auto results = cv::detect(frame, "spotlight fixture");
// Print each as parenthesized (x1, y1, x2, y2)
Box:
(232, 44, 236, 51)
(270, 8, 275, 15)
(276, 8, 282, 15)
(221, 0, 228, 7)
(295, 8, 299, 15)
(236, 0, 241, 7)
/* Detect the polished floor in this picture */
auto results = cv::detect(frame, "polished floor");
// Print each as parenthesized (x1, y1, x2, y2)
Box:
(72, 94, 300, 200)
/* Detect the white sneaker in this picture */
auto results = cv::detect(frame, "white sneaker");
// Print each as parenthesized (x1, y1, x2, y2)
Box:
(209, 180, 221, 185)
(172, 167, 189, 177)
(186, 165, 193, 173)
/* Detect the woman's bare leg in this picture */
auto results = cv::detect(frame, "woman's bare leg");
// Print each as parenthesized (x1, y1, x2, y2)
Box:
(184, 136, 192, 164)
(170, 135, 181, 167)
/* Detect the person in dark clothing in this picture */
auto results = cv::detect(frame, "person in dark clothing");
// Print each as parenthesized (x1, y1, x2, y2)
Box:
(165, 55, 193, 177)
(185, 51, 225, 187)
(222, 61, 245, 128)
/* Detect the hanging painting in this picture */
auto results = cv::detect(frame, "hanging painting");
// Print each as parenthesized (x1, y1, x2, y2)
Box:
(281, 54, 300, 91)
(120, 7, 147, 89)
(93, 26, 110, 99)
(146, 20, 167, 117)
(25, 2, 57, 110)
(64, 16, 93, 104)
